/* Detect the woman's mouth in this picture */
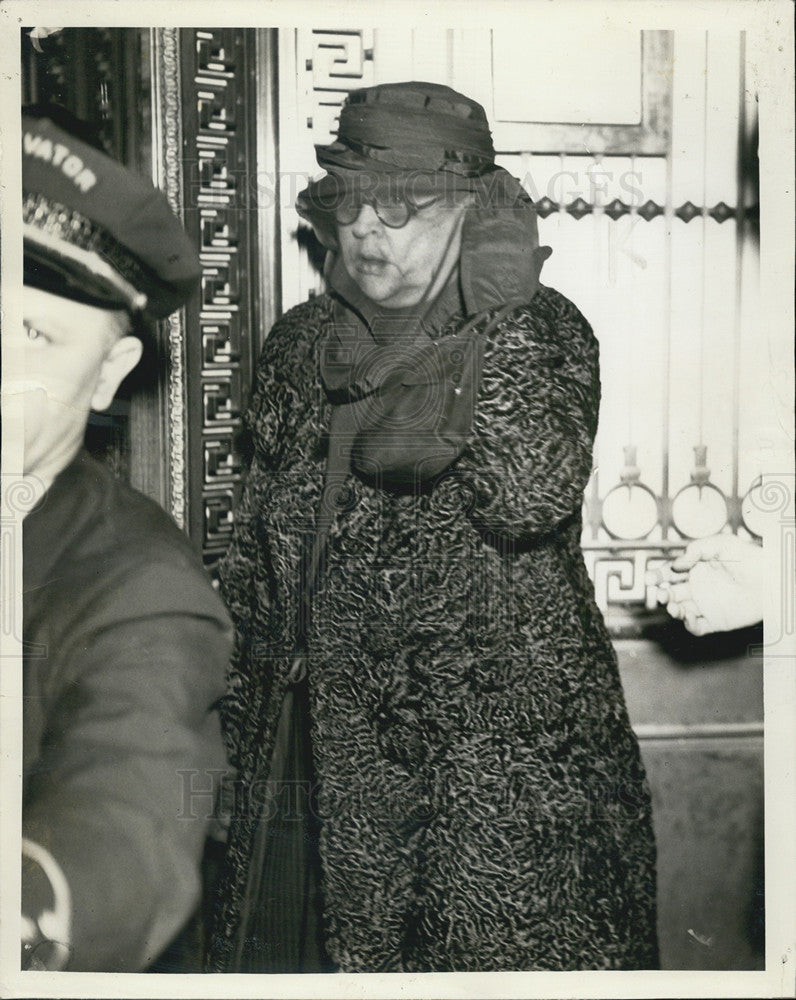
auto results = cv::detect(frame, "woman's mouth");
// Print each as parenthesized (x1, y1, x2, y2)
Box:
(356, 256, 389, 275)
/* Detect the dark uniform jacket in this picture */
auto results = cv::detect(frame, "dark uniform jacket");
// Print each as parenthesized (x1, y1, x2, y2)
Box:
(210, 285, 659, 972)
(23, 450, 231, 971)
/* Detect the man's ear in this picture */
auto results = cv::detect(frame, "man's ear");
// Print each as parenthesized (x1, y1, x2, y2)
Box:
(91, 335, 143, 412)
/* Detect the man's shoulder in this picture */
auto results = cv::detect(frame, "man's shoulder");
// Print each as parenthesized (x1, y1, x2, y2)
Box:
(78, 455, 194, 563)
(102, 466, 190, 551)
(32, 453, 229, 629)
(96, 473, 229, 624)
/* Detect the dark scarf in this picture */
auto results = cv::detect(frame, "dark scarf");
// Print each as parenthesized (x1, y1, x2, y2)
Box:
(321, 251, 466, 399)
(318, 252, 484, 490)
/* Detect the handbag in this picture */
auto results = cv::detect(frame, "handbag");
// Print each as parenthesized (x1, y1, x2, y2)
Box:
(229, 667, 328, 973)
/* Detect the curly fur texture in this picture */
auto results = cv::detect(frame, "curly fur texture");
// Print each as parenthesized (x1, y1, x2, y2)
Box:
(208, 286, 658, 972)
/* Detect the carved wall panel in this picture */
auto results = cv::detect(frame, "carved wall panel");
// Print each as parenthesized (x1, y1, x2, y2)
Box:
(176, 29, 267, 569)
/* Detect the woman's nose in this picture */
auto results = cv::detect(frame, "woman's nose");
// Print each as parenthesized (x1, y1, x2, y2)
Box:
(350, 202, 382, 237)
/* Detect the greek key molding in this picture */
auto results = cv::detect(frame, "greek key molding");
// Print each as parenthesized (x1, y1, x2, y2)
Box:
(178, 29, 263, 569)
(299, 29, 375, 145)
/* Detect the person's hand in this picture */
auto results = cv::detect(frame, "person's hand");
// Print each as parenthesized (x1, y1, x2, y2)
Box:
(648, 534, 765, 635)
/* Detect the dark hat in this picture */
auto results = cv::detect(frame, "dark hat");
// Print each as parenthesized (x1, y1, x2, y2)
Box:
(315, 81, 496, 176)
(22, 106, 201, 320)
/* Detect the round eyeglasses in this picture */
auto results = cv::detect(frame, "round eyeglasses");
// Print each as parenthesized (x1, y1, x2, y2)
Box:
(332, 189, 441, 229)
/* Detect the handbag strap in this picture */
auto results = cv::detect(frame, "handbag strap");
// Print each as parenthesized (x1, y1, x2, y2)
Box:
(306, 403, 358, 597)
(290, 403, 358, 678)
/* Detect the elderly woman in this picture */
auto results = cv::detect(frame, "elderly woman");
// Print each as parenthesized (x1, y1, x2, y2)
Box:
(209, 82, 658, 973)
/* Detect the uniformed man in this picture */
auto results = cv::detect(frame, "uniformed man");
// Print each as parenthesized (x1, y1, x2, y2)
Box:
(18, 105, 231, 972)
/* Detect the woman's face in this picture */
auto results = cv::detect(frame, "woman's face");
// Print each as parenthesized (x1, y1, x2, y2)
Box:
(337, 190, 470, 309)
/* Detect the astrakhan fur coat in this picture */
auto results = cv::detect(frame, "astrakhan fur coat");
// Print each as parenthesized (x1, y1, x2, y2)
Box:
(208, 285, 659, 972)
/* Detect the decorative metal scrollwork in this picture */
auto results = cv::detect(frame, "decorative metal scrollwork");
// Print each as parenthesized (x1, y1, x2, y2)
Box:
(600, 447, 660, 541)
(583, 442, 762, 612)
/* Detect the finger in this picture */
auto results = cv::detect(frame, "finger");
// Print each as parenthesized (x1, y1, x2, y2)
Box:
(652, 565, 690, 589)
(667, 580, 693, 604)
(671, 542, 701, 571)
(647, 565, 670, 586)
(666, 599, 685, 620)
(685, 612, 714, 637)
(669, 597, 703, 622)
(645, 568, 663, 587)
(672, 535, 727, 571)
(677, 599, 704, 627)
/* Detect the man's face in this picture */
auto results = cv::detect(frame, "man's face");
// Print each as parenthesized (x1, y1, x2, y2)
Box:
(22, 286, 140, 486)
(337, 191, 470, 309)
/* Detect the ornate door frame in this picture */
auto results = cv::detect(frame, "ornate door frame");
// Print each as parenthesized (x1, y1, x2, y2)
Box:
(149, 28, 279, 568)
